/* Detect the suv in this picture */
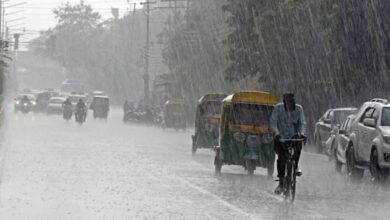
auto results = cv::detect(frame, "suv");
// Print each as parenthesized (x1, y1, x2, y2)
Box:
(314, 108, 357, 153)
(347, 99, 390, 181)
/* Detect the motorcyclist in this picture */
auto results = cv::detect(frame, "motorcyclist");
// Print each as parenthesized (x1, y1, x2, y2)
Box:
(75, 99, 87, 120)
(63, 98, 73, 116)
(63, 98, 72, 108)
(21, 95, 30, 104)
(270, 93, 306, 195)
(123, 100, 130, 114)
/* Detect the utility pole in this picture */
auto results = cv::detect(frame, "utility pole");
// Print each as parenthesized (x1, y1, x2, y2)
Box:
(140, 0, 155, 108)
(0, 0, 3, 48)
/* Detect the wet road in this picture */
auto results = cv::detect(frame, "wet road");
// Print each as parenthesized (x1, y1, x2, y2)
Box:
(0, 108, 389, 219)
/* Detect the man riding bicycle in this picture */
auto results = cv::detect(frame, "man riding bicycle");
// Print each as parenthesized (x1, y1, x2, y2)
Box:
(270, 93, 306, 195)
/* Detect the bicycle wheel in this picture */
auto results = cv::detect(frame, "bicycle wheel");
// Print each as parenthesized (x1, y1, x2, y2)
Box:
(284, 160, 292, 200)
(290, 160, 296, 202)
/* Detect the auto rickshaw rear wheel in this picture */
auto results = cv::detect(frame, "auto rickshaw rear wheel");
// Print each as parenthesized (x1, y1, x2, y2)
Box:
(267, 163, 274, 178)
(214, 152, 222, 173)
(246, 159, 255, 175)
(192, 144, 197, 155)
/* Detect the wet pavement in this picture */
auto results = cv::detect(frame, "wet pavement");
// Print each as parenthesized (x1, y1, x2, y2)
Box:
(0, 108, 389, 219)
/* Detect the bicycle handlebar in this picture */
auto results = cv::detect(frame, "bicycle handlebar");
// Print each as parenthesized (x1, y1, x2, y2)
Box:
(279, 138, 305, 142)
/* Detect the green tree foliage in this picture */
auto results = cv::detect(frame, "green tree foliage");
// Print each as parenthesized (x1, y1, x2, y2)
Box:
(223, 0, 390, 132)
(33, 1, 148, 103)
(161, 0, 231, 104)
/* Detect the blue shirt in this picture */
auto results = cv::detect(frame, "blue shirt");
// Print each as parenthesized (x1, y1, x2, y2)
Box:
(270, 103, 306, 139)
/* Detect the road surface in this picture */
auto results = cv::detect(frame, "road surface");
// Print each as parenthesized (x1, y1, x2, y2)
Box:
(0, 108, 389, 219)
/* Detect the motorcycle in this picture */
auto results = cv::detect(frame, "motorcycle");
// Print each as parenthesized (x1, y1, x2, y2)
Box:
(75, 107, 87, 124)
(63, 104, 73, 121)
(20, 101, 32, 114)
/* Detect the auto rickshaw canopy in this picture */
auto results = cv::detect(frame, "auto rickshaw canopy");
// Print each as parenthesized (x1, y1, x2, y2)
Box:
(223, 91, 278, 106)
(198, 94, 227, 104)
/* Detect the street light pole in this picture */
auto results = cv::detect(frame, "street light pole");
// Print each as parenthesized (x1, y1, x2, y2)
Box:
(140, 0, 155, 108)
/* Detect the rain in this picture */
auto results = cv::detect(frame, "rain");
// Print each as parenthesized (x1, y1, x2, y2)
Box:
(0, 0, 390, 219)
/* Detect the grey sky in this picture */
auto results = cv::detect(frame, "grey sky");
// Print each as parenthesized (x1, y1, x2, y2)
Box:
(4, 0, 141, 44)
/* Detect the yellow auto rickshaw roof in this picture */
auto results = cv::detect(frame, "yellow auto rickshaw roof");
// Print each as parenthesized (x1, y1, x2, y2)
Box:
(223, 91, 278, 105)
(198, 94, 228, 103)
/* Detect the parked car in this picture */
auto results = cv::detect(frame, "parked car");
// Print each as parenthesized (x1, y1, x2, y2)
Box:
(47, 97, 66, 114)
(325, 114, 355, 172)
(346, 98, 390, 182)
(314, 108, 357, 153)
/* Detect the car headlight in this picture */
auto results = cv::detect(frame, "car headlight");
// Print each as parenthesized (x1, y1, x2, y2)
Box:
(246, 135, 262, 148)
(31, 101, 37, 106)
(262, 133, 274, 144)
(233, 132, 246, 143)
(15, 101, 20, 105)
(383, 135, 390, 145)
(23, 103, 28, 106)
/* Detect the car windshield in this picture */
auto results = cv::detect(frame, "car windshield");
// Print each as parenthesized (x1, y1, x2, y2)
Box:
(232, 104, 274, 126)
(332, 110, 356, 125)
(381, 107, 390, 126)
(200, 101, 221, 117)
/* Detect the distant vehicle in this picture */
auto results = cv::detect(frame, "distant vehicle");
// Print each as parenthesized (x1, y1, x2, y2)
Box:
(91, 90, 105, 97)
(163, 100, 187, 130)
(325, 114, 355, 172)
(314, 108, 357, 153)
(123, 100, 136, 122)
(346, 99, 390, 182)
(35, 91, 53, 112)
(90, 96, 109, 119)
(47, 97, 66, 114)
(14, 94, 36, 113)
(192, 94, 227, 154)
(61, 79, 85, 94)
(214, 91, 278, 176)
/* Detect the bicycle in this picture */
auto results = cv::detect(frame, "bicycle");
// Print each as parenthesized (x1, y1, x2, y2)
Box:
(279, 138, 305, 202)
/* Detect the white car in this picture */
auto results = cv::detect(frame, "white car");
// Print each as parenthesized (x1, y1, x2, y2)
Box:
(325, 114, 355, 172)
(314, 108, 357, 154)
(47, 97, 66, 114)
(347, 98, 390, 181)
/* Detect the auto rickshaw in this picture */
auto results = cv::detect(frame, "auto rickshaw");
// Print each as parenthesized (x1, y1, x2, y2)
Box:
(214, 91, 278, 176)
(192, 94, 227, 154)
(90, 95, 110, 119)
(163, 100, 187, 130)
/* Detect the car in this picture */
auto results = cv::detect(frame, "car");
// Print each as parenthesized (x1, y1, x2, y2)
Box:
(314, 108, 357, 153)
(325, 114, 355, 172)
(47, 97, 66, 114)
(346, 99, 390, 181)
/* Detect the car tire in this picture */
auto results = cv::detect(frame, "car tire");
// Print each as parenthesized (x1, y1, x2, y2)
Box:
(346, 144, 364, 180)
(214, 150, 222, 174)
(246, 159, 255, 175)
(370, 148, 387, 183)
